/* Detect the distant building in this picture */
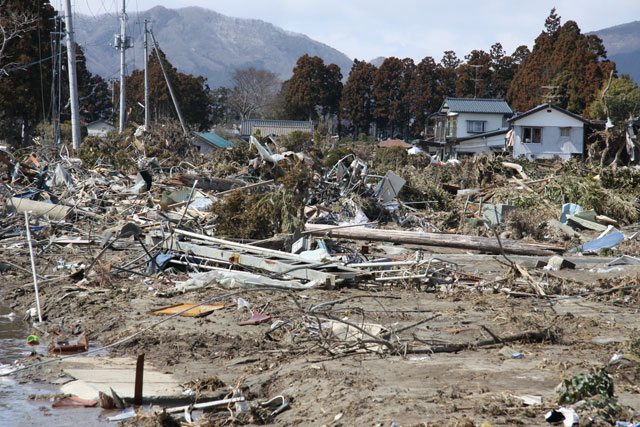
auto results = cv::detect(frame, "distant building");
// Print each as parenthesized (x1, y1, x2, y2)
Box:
(508, 103, 589, 161)
(429, 98, 513, 158)
(192, 132, 234, 154)
(241, 119, 313, 138)
(86, 119, 115, 137)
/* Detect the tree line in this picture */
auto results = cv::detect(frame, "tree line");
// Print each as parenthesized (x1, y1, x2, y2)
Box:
(214, 9, 638, 140)
(1, 3, 638, 146)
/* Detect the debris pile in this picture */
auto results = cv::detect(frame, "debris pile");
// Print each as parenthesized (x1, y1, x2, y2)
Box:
(2, 135, 640, 425)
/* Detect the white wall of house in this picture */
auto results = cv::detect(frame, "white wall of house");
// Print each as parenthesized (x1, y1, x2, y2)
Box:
(455, 133, 506, 155)
(191, 139, 214, 155)
(453, 112, 507, 139)
(512, 108, 584, 161)
(86, 120, 115, 137)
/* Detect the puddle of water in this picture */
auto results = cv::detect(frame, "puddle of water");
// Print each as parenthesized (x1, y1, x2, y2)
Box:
(0, 302, 111, 426)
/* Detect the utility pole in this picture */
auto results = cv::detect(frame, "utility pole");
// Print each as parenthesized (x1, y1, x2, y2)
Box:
(149, 29, 188, 135)
(116, 0, 131, 133)
(63, 0, 81, 149)
(143, 19, 150, 130)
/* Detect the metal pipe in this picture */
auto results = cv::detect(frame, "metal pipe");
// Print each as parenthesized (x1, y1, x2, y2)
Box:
(24, 212, 43, 323)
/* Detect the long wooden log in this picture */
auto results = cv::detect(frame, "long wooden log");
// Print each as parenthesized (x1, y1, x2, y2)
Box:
(304, 224, 563, 256)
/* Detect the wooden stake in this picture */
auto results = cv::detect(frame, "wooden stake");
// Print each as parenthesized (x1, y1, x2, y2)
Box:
(134, 353, 144, 405)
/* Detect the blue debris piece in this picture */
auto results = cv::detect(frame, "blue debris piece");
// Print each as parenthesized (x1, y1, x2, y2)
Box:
(572, 231, 624, 253)
(148, 253, 177, 274)
(560, 203, 582, 223)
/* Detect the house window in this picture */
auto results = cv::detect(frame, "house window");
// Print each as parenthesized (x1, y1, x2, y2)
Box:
(523, 127, 542, 143)
(467, 120, 485, 134)
(560, 127, 571, 137)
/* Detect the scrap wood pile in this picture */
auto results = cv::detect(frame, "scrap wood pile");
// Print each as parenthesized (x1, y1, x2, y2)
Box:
(2, 134, 640, 425)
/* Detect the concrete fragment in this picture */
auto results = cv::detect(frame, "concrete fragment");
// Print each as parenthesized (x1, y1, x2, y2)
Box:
(543, 256, 575, 271)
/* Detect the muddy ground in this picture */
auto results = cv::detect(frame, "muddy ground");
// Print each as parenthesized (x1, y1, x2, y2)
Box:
(3, 236, 640, 426)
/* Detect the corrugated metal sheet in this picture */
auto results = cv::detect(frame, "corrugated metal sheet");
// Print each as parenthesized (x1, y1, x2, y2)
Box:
(194, 132, 234, 148)
(241, 119, 313, 136)
(442, 98, 513, 114)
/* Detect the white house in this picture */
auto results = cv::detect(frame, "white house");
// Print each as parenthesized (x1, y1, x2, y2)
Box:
(508, 103, 589, 161)
(86, 119, 115, 137)
(241, 119, 313, 138)
(431, 98, 513, 158)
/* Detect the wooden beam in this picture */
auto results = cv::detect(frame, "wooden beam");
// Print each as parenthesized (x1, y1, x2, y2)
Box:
(304, 224, 563, 256)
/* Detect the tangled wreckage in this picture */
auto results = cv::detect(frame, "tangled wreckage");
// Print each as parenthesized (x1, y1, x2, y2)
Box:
(1, 129, 640, 426)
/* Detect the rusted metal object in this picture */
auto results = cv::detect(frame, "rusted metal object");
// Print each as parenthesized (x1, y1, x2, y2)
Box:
(51, 333, 88, 353)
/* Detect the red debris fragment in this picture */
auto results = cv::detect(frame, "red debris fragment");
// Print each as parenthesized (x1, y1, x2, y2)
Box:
(238, 312, 271, 326)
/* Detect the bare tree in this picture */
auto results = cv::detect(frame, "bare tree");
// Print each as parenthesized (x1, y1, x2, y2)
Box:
(228, 67, 280, 120)
(0, 0, 38, 77)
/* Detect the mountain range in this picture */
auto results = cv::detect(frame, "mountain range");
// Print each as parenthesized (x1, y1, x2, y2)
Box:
(75, 6, 640, 89)
(74, 6, 353, 88)
(592, 21, 640, 84)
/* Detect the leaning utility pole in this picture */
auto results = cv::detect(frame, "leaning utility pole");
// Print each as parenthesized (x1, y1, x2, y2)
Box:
(116, 0, 131, 133)
(143, 19, 150, 130)
(63, 0, 81, 149)
(149, 29, 188, 135)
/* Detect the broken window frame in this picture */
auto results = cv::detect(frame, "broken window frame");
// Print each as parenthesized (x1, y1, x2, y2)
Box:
(523, 127, 542, 143)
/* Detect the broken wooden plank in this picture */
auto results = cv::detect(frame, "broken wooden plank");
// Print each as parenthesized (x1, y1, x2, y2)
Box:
(304, 224, 564, 256)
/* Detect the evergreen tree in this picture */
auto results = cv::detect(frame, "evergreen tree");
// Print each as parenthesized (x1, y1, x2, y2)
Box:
(0, 0, 56, 144)
(373, 57, 414, 138)
(507, 9, 615, 115)
(590, 75, 640, 123)
(284, 54, 342, 121)
(407, 56, 439, 135)
(437, 51, 460, 99)
(340, 59, 376, 136)
(125, 48, 212, 130)
(456, 49, 491, 98)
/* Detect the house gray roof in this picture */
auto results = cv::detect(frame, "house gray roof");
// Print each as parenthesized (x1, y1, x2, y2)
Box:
(241, 119, 313, 136)
(441, 98, 513, 114)
(508, 103, 589, 124)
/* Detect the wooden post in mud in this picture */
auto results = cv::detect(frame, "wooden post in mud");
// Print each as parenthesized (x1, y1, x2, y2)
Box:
(134, 353, 144, 405)
(24, 212, 43, 323)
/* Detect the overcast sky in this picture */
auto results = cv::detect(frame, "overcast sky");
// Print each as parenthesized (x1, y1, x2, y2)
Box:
(70, 0, 640, 61)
